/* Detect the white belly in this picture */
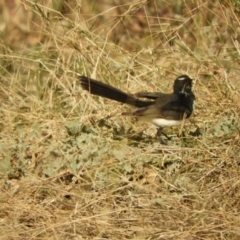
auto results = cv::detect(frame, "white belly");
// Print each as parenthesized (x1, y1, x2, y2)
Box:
(151, 118, 181, 127)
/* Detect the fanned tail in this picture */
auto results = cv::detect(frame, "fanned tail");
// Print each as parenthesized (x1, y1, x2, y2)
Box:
(79, 76, 152, 108)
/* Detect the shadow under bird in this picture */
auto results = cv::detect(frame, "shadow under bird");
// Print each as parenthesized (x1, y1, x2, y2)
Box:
(79, 75, 195, 138)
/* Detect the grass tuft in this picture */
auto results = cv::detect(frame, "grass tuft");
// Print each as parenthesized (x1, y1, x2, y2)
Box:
(0, 0, 240, 239)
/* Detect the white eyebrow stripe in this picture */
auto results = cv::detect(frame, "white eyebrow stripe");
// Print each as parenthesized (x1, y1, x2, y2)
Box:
(177, 77, 187, 80)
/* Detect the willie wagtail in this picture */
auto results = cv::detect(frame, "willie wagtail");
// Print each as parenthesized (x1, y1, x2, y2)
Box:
(79, 75, 195, 137)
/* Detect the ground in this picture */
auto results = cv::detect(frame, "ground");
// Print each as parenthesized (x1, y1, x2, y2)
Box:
(0, 0, 240, 239)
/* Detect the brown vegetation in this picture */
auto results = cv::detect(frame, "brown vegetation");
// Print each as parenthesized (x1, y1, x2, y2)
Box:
(0, 0, 240, 239)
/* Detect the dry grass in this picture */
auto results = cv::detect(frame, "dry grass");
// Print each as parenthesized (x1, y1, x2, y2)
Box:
(0, 0, 240, 239)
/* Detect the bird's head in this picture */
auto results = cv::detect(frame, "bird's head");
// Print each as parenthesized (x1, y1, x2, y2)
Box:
(173, 75, 193, 96)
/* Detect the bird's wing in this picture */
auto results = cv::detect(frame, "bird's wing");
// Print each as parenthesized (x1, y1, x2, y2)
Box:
(128, 94, 191, 121)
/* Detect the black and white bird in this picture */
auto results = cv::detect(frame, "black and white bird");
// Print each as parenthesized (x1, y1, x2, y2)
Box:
(79, 75, 195, 137)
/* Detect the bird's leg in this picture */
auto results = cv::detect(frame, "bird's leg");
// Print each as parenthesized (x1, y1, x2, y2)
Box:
(156, 127, 163, 137)
(156, 128, 171, 144)
(156, 128, 171, 140)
